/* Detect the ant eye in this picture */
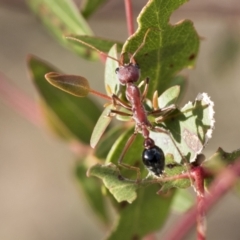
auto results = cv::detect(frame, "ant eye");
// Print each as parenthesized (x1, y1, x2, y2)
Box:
(136, 64, 140, 69)
(115, 67, 119, 74)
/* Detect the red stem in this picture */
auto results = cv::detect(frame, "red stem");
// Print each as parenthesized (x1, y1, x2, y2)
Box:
(89, 89, 112, 101)
(0, 73, 42, 126)
(192, 166, 206, 240)
(144, 234, 157, 240)
(163, 159, 240, 240)
(124, 0, 134, 36)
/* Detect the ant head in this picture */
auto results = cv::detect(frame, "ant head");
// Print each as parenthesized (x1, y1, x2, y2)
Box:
(115, 53, 140, 85)
(114, 28, 153, 85)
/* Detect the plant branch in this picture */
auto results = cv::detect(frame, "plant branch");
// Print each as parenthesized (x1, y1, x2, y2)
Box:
(192, 166, 206, 240)
(0, 72, 42, 126)
(124, 0, 134, 36)
(163, 158, 240, 240)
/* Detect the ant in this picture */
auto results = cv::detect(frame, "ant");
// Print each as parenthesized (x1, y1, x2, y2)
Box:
(54, 30, 189, 181)
(109, 51, 178, 179)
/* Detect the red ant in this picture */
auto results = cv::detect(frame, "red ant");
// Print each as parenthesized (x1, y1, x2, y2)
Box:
(51, 30, 188, 181)
(109, 51, 178, 179)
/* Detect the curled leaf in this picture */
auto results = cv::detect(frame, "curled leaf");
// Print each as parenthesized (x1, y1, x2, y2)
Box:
(151, 93, 215, 164)
(45, 72, 90, 97)
(28, 55, 101, 143)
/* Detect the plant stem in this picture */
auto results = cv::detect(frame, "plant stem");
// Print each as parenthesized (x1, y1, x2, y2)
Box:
(192, 166, 206, 240)
(124, 0, 134, 36)
(0, 73, 42, 126)
(163, 158, 240, 240)
(89, 89, 112, 101)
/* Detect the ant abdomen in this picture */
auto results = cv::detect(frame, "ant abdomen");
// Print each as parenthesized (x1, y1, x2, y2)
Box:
(142, 146, 165, 176)
(115, 63, 140, 85)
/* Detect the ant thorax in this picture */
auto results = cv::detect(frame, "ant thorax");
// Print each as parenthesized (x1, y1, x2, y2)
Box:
(127, 85, 150, 126)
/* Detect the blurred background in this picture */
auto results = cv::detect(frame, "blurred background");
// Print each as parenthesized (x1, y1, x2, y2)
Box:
(0, 0, 240, 239)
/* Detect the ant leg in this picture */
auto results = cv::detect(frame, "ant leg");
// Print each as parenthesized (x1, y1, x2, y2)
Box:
(108, 109, 132, 117)
(153, 126, 195, 188)
(130, 28, 151, 61)
(111, 94, 132, 110)
(148, 104, 176, 118)
(118, 132, 141, 182)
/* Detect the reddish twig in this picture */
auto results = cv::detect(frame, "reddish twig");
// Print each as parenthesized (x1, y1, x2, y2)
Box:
(0, 72, 42, 126)
(144, 234, 157, 240)
(192, 166, 206, 240)
(124, 0, 134, 36)
(163, 158, 240, 240)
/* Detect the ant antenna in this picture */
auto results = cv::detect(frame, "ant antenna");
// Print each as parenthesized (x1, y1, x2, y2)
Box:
(130, 28, 151, 62)
(65, 36, 120, 64)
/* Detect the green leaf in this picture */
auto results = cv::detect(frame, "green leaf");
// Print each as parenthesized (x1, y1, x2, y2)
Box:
(90, 105, 113, 148)
(106, 185, 174, 240)
(204, 148, 240, 192)
(95, 126, 125, 160)
(158, 85, 180, 108)
(81, 0, 108, 19)
(45, 72, 90, 97)
(168, 75, 188, 102)
(27, 0, 97, 59)
(88, 156, 191, 204)
(27, 55, 101, 143)
(204, 147, 240, 174)
(88, 164, 175, 238)
(151, 93, 215, 164)
(122, 0, 199, 96)
(89, 133, 196, 202)
(88, 164, 139, 203)
(75, 161, 109, 224)
(160, 153, 191, 191)
(171, 188, 194, 212)
(104, 44, 120, 95)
